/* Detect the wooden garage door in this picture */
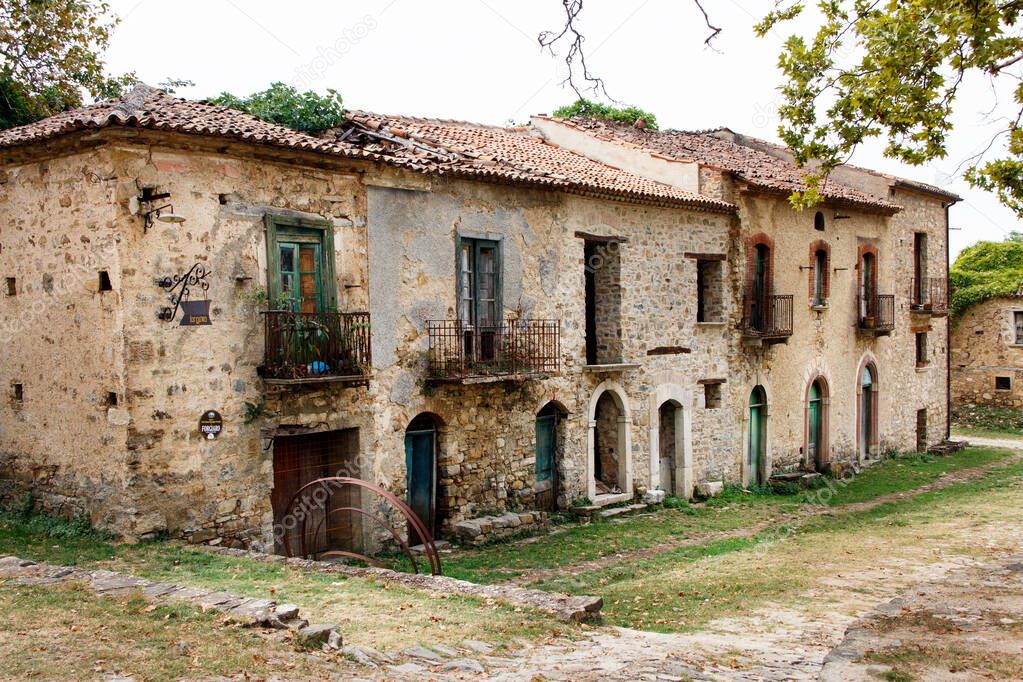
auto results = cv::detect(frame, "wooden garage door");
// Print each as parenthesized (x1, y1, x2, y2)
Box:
(271, 429, 360, 556)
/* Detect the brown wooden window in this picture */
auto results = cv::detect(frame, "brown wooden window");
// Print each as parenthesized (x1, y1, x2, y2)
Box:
(809, 240, 831, 307)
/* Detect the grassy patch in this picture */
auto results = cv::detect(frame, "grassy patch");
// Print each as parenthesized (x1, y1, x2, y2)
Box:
(0, 583, 338, 680)
(866, 642, 1023, 680)
(523, 455, 1023, 632)
(952, 403, 1023, 438)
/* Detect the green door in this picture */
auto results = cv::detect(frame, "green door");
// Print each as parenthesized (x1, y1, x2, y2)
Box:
(405, 425, 436, 540)
(748, 387, 767, 486)
(535, 414, 557, 512)
(808, 382, 822, 470)
(860, 367, 874, 457)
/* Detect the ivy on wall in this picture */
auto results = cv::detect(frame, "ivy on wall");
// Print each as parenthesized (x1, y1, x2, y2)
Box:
(950, 234, 1023, 318)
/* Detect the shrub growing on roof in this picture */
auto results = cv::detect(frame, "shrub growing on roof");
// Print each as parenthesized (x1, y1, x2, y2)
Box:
(552, 98, 658, 130)
(209, 83, 345, 135)
(950, 236, 1023, 317)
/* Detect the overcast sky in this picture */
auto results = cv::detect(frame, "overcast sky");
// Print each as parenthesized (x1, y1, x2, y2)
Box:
(102, 0, 1020, 260)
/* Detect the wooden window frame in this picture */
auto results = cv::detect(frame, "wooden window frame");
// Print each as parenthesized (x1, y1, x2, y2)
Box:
(808, 240, 831, 307)
(455, 235, 503, 326)
(264, 214, 338, 312)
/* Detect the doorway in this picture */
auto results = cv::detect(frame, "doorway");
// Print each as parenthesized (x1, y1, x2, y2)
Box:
(860, 365, 876, 458)
(658, 401, 683, 495)
(748, 387, 767, 486)
(405, 414, 440, 541)
(916, 408, 928, 452)
(750, 244, 770, 331)
(806, 379, 828, 471)
(594, 391, 623, 493)
(535, 402, 565, 512)
(271, 428, 361, 557)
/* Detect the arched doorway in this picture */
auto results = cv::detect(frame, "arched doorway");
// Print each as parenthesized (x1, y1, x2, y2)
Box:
(658, 400, 683, 495)
(748, 386, 768, 486)
(806, 378, 829, 471)
(587, 383, 632, 501)
(535, 402, 566, 512)
(859, 365, 877, 458)
(405, 413, 440, 540)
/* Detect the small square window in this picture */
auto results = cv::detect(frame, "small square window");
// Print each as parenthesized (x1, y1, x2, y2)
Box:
(915, 332, 929, 367)
(1014, 311, 1023, 345)
(98, 271, 112, 292)
(5, 277, 15, 296)
(11, 383, 23, 402)
(103, 392, 118, 407)
(996, 376, 1011, 391)
(704, 383, 722, 409)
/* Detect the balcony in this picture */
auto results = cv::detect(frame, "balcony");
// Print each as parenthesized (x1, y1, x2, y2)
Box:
(857, 294, 895, 335)
(427, 319, 560, 383)
(910, 277, 950, 316)
(740, 293, 793, 345)
(261, 310, 371, 385)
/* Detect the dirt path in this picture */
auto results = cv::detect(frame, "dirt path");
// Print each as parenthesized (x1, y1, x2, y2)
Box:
(501, 449, 1023, 587)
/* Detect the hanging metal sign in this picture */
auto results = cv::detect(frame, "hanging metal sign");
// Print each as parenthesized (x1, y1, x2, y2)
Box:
(157, 262, 213, 325)
(179, 299, 212, 326)
(199, 410, 223, 440)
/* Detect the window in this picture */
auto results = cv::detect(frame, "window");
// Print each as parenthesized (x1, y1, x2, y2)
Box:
(583, 237, 622, 365)
(996, 376, 1012, 391)
(11, 383, 23, 403)
(265, 216, 337, 313)
(915, 332, 928, 367)
(704, 383, 722, 409)
(1014, 311, 1023, 344)
(812, 248, 828, 306)
(814, 211, 825, 231)
(458, 237, 501, 327)
(103, 392, 118, 407)
(98, 271, 113, 292)
(696, 258, 723, 323)
(913, 233, 928, 307)
(5, 277, 15, 296)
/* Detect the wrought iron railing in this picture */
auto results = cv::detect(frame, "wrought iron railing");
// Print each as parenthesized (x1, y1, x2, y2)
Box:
(740, 293, 794, 340)
(427, 319, 560, 380)
(858, 294, 895, 331)
(262, 310, 371, 382)
(910, 277, 949, 314)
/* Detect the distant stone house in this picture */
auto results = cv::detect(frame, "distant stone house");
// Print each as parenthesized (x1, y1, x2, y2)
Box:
(0, 85, 957, 552)
(951, 294, 1023, 408)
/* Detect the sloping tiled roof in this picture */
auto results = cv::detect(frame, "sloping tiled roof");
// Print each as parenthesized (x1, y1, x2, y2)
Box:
(537, 117, 903, 214)
(0, 85, 734, 212)
(340, 112, 734, 212)
(0, 84, 369, 158)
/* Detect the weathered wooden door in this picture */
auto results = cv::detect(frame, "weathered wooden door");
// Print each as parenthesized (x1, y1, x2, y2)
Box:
(916, 409, 928, 452)
(808, 382, 822, 470)
(271, 429, 360, 556)
(535, 413, 558, 512)
(860, 367, 874, 457)
(405, 418, 437, 541)
(748, 388, 767, 486)
(861, 253, 875, 318)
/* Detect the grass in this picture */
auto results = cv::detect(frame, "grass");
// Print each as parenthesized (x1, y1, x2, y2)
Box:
(524, 452, 1023, 632)
(437, 447, 1016, 584)
(0, 583, 340, 680)
(0, 505, 575, 652)
(951, 403, 1023, 439)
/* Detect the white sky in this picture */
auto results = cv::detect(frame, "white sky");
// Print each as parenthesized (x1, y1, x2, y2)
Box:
(102, 0, 1021, 261)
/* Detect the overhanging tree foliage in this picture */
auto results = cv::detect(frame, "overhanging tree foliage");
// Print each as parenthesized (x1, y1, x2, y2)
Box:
(0, 0, 122, 125)
(950, 237, 1023, 317)
(552, 99, 658, 129)
(209, 83, 346, 135)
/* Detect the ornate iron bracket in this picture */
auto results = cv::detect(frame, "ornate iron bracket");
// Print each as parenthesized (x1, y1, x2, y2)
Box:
(156, 262, 211, 322)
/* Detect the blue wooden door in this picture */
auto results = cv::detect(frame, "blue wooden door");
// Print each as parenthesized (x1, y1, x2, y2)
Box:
(405, 429, 436, 539)
(535, 414, 557, 511)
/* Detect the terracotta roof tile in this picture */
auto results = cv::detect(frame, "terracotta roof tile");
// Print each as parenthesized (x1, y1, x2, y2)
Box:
(341, 112, 734, 212)
(539, 117, 904, 214)
(0, 86, 734, 213)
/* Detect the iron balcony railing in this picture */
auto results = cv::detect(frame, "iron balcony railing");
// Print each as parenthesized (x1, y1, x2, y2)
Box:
(740, 293, 794, 340)
(262, 310, 371, 382)
(858, 294, 895, 332)
(910, 277, 950, 315)
(427, 319, 560, 381)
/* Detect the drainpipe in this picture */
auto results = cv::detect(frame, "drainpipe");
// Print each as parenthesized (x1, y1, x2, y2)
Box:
(944, 200, 954, 441)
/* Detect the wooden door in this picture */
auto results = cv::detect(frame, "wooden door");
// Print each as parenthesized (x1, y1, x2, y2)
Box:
(808, 382, 822, 470)
(405, 427, 436, 541)
(535, 414, 558, 512)
(749, 388, 767, 486)
(860, 368, 874, 457)
(271, 429, 360, 556)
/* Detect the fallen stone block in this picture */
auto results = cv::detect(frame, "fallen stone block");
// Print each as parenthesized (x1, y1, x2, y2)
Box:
(295, 623, 342, 650)
(642, 489, 666, 504)
(444, 658, 485, 673)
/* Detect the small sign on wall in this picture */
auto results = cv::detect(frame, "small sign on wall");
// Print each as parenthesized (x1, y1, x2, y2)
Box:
(180, 299, 213, 326)
(199, 410, 223, 440)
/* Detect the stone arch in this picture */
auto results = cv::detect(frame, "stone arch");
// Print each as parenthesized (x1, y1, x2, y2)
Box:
(648, 383, 694, 499)
(586, 381, 633, 501)
(854, 353, 881, 460)
(803, 373, 831, 471)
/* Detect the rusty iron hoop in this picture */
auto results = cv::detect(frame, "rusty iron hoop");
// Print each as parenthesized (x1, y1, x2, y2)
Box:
(282, 476, 442, 575)
(306, 506, 424, 574)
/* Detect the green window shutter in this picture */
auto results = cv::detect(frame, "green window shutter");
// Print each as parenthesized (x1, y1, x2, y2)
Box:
(264, 214, 337, 312)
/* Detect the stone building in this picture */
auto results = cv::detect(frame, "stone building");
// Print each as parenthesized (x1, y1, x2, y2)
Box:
(951, 294, 1023, 408)
(0, 86, 956, 552)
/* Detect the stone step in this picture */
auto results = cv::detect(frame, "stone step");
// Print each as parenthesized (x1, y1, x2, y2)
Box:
(598, 503, 649, 519)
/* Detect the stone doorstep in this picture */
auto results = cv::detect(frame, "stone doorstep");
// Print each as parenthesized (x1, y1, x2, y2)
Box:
(598, 503, 649, 519)
(201, 545, 604, 623)
(0, 554, 335, 642)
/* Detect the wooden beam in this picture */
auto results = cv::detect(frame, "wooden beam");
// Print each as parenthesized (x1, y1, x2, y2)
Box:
(574, 231, 628, 244)
(684, 252, 726, 261)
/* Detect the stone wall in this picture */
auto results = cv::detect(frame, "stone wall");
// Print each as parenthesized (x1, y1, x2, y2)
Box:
(951, 296, 1023, 407)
